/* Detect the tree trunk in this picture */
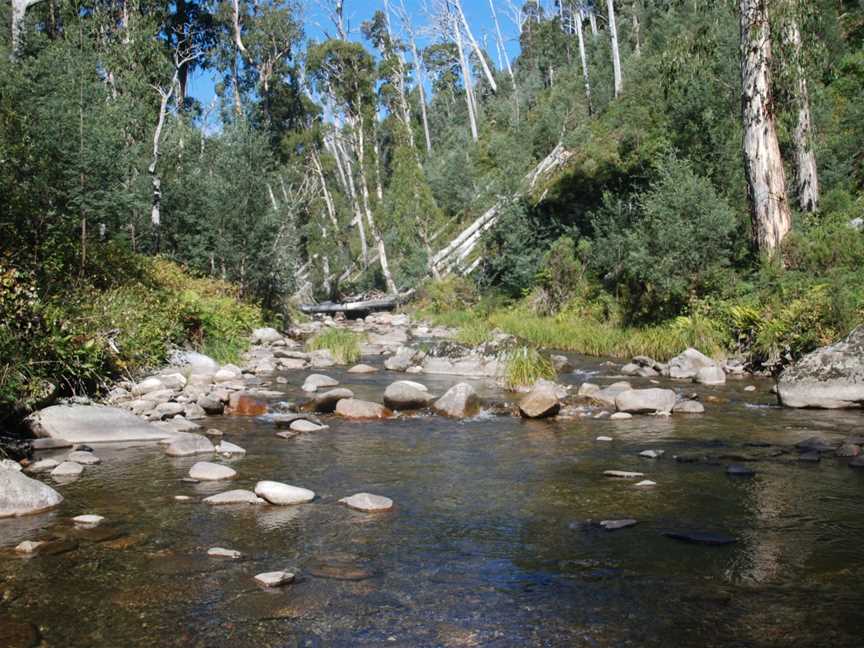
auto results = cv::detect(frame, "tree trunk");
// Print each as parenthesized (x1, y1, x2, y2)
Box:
(11, 0, 44, 57)
(407, 31, 433, 153)
(607, 0, 623, 97)
(334, 135, 369, 266)
(454, 0, 497, 93)
(784, 11, 820, 212)
(575, 11, 593, 114)
(489, 0, 514, 85)
(452, 10, 479, 142)
(739, 0, 791, 254)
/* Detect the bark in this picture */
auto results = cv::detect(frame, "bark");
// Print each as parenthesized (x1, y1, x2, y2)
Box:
(784, 12, 820, 212)
(453, 0, 497, 93)
(575, 10, 593, 114)
(311, 149, 339, 229)
(739, 0, 791, 254)
(149, 81, 175, 253)
(607, 0, 623, 97)
(451, 8, 479, 142)
(11, 0, 44, 56)
(334, 135, 369, 266)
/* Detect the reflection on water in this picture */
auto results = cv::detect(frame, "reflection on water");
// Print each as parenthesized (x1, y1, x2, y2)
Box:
(1, 355, 863, 647)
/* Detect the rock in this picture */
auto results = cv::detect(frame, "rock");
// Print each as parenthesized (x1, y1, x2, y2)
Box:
(174, 495, 192, 501)
(73, 514, 104, 526)
(226, 393, 268, 417)
(15, 540, 45, 554)
(600, 519, 637, 531)
(67, 451, 100, 465)
(208, 547, 242, 559)
(518, 380, 561, 419)
(577, 382, 600, 398)
(154, 417, 200, 433)
(276, 431, 299, 440)
(383, 382, 434, 411)
(310, 349, 337, 368)
(197, 395, 224, 415)
(610, 412, 632, 420)
(0, 469, 64, 518)
(26, 459, 59, 473)
(188, 462, 237, 481)
(635, 480, 657, 488)
(132, 377, 164, 396)
(254, 571, 295, 588)
(31, 438, 73, 451)
(339, 492, 394, 512)
(214, 364, 243, 383)
(51, 462, 84, 478)
(639, 450, 665, 459)
(307, 559, 373, 581)
(615, 389, 677, 415)
(369, 329, 409, 346)
(695, 365, 726, 386)
(203, 490, 263, 505)
(604, 470, 644, 479)
(312, 388, 354, 413)
(667, 348, 720, 380)
(158, 373, 188, 390)
(348, 364, 378, 374)
(663, 531, 736, 546)
(836, 443, 861, 457)
(795, 436, 839, 453)
(278, 358, 308, 370)
(170, 351, 220, 374)
(252, 327, 283, 344)
(205, 428, 223, 437)
(588, 382, 632, 407)
(778, 326, 864, 408)
(183, 403, 207, 420)
(302, 374, 339, 392)
(621, 363, 641, 376)
(432, 383, 481, 418)
(290, 419, 328, 433)
(744, 385, 757, 392)
(551, 355, 574, 373)
(25, 404, 171, 444)
(726, 464, 755, 477)
(798, 451, 822, 463)
(596, 436, 614, 442)
(0, 459, 22, 471)
(164, 434, 215, 457)
(0, 619, 40, 647)
(254, 481, 315, 505)
(216, 441, 246, 456)
(673, 400, 705, 414)
(125, 399, 156, 415)
(384, 348, 418, 372)
(335, 399, 392, 419)
(142, 388, 176, 404)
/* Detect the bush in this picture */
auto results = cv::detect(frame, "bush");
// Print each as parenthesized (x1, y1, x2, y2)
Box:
(306, 328, 363, 364)
(530, 236, 587, 315)
(415, 277, 479, 314)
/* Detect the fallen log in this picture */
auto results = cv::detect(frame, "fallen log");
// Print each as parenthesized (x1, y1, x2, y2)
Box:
(299, 291, 414, 317)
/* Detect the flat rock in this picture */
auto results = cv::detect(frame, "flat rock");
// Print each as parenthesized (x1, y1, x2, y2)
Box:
(208, 547, 242, 559)
(596, 436, 614, 442)
(604, 470, 644, 479)
(432, 383, 481, 418)
(600, 519, 637, 531)
(15, 540, 45, 554)
(615, 389, 676, 414)
(255, 571, 295, 587)
(290, 419, 328, 433)
(610, 412, 632, 420)
(518, 380, 561, 419)
(312, 388, 354, 413)
(25, 404, 171, 444)
(635, 480, 657, 488)
(335, 398, 392, 419)
(164, 434, 215, 457)
(0, 469, 64, 518)
(254, 481, 315, 505)
(673, 400, 705, 414)
(32, 438, 73, 451)
(795, 436, 839, 453)
(348, 364, 379, 374)
(26, 459, 59, 473)
(203, 489, 263, 505)
(639, 450, 664, 459)
(302, 374, 339, 392)
(51, 462, 84, 478)
(383, 382, 434, 411)
(339, 492, 394, 512)
(188, 462, 237, 481)
(663, 531, 736, 546)
(73, 514, 104, 526)
(726, 464, 755, 477)
(215, 441, 246, 456)
(308, 561, 373, 581)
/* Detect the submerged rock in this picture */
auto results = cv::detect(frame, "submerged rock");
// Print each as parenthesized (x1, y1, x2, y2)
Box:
(255, 571, 295, 588)
(339, 492, 394, 512)
(0, 469, 64, 518)
(778, 326, 864, 408)
(600, 519, 637, 531)
(726, 464, 755, 477)
(25, 404, 171, 444)
(208, 547, 242, 559)
(51, 462, 84, 478)
(164, 434, 215, 457)
(604, 470, 644, 479)
(663, 530, 736, 546)
(432, 383, 481, 418)
(188, 462, 237, 481)
(203, 490, 263, 505)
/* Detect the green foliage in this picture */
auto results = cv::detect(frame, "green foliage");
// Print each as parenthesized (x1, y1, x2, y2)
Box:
(415, 277, 479, 314)
(501, 346, 557, 390)
(531, 236, 587, 315)
(454, 321, 493, 347)
(306, 328, 363, 364)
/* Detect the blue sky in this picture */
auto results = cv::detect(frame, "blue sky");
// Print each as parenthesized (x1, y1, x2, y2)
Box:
(187, 0, 534, 110)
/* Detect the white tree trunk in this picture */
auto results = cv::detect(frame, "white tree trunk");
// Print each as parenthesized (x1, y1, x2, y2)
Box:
(452, 11, 479, 142)
(335, 134, 369, 266)
(607, 0, 623, 97)
(11, 0, 44, 56)
(489, 0, 514, 85)
(454, 0, 498, 93)
(739, 0, 791, 254)
(311, 149, 339, 229)
(784, 12, 820, 212)
(575, 12, 593, 114)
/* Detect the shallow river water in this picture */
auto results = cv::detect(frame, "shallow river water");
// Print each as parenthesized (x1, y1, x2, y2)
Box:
(2, 356, 863, 647)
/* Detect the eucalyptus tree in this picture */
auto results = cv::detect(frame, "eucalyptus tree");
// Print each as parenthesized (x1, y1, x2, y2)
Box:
(606, 0, 623, 96)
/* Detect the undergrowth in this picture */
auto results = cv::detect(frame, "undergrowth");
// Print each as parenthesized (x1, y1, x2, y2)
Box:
(306, 328, 363, 364)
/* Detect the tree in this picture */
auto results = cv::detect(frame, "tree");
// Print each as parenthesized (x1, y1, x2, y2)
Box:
(606, 0, 623, 97)
(739, 0, 791, 255)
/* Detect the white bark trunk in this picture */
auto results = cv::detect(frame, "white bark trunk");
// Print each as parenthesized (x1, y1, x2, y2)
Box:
(739, 0, 791, 254)
(335, 135, 369, 266)
(454, 0, 498, 93)
(11, 0, 44, 56)
(452, 11, 479, 142)
(311, 149, 339, 229)
(575, 12, 593, 114)
(607, 0, 623, 97)
(784, 13, 820, 213)
(489, 0, 513, 84)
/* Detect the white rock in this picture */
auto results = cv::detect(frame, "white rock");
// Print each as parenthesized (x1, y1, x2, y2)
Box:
(603, 470, 645, 479)
(610, 412, 632, 420)
(216, 441, 246, 456)
(639, 450, 665, 459)
(252, 327, 283, 344)
(254, 481, 315, 505)
(165, 434, 215, 457)
(339, 492, 394, 512)
(51, 462, 84, 478)
(159, 372, 188, 390)
(189, 462, 237, 481)
(615, 389, 677, 415)
(744, 385, 757, 392)
(302, 374, 339, 392)
(0, 470, 64, 518)
(695, 365, 726, 386)
(0, 459, 22, 471)
(635, 480, 657, 488)
(254, 571, 295, 587)
(203, 489, 263, 505)
(596, 436, 614, 442)
(26, 459, 59, 473)
(208, 547, 242, 559)
(25, 404, 172, 443)
(73, 514, 104, 526)
(15, 540, 45, 554)
(174, 495, 192, 501)
(132, 377, 164, 396)
(67, 451, 101, 465)
(289, 419, 328, 433)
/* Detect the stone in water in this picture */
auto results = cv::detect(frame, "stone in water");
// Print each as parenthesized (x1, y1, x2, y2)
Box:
(339, 492, 394, 512)
(254, 571, 295, 588)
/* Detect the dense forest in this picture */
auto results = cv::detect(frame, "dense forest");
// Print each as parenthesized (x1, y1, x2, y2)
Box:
(2, 0, 864, 423)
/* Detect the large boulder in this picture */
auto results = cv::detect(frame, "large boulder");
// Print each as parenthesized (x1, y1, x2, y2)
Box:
(518, 380, 562, 419)
(335, 399, 392, 419)
(383, 382, 433, 410)
(0, 469, 64, 518)
(587, 381, 633, 408)
(432, 383, 481, 418)
(778, 326, 864, 408)
(384, 348, 419, 372)
(252, 327, 283, 345)
(615, 389, 677, 415)
(695, 365, 726, 386)
(666, 348, 719, 380)
(25, 404, 172, 444)
(312, 388, 354, 413)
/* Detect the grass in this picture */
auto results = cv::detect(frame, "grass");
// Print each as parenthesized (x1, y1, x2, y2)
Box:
(306, 328, 364, 364)
(501, 346, 557, 389)
(454, 320, 494, 347)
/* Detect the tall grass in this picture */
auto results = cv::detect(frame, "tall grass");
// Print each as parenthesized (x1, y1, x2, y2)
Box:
(306, 328, 364, 364)
(454, 320, 494, 346)
(501, 346, 557, 389)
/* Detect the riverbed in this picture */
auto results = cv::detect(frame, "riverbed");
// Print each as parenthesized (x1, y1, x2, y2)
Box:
(1, 355, 863, 647)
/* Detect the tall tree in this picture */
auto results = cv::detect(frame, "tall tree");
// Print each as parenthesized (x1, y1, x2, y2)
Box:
(739, 0, 791, 254)
(607, 0, 623, 97)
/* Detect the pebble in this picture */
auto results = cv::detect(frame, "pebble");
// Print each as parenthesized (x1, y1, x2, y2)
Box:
(174, 495, 192, 501)
(254, 571, 295, 588)
(595, 436, 614, 442)
(639, 450, 664, 459)
(744, 385, 757, 392)
(204, 428, 224, 437)
(600, 519, 637, 531)
(339, 492, 394, 512)
(604, 470, 644, 479)
(73, 514, 104, 526)
(635, 480, 657, 488)
(67, 451, 101, 465)
(208, 547, 242, 559)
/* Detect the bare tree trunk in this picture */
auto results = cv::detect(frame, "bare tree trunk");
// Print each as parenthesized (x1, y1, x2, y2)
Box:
(633, 12, 641, 57)
(588, 6, 598, 36)
(335, 135, 369, 266)
(311, 149, 339, 229)
(784, 11, 820, 212)
(607, 0, 623, 97)
(149, 84, 175, 253)
(489, 0, 515, 86)
(575, 10, 593, 114)
(11, 0, 44, 57)
(398, 3, 433, 153)
(452, 10, 479, 142)
(739, 0, 791, 254)
(453, 0, 497, 93)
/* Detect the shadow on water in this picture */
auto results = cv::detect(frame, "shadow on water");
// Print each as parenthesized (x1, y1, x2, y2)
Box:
(1, 354, 863, 646)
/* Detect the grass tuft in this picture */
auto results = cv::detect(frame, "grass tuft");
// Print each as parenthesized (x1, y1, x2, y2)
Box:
(501, 346, 557, 390)
(306, 328, 364, 364)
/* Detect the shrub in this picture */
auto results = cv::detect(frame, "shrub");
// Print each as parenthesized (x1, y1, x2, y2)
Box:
(531, 235, 587, 315)
(415, 277, 479, 313)
(306, 328, 363, 364)
(501, 346, 557, 389)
